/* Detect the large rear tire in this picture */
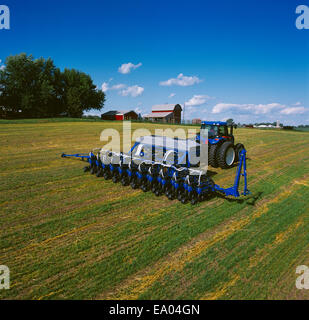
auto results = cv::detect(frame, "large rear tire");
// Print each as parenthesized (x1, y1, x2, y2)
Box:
(209, 144, 220, 168)
(218, 141, 235, 169)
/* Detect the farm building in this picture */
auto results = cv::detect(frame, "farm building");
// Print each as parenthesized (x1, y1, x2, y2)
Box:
(101, 110, 138, 121)
(192, 118, 201, 125)
(144, 104, 182, 124)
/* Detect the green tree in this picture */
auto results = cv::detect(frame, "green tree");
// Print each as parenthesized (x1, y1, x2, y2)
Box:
(0, 53, 105, 118)
(61, 69, 105, 117)
(0, 53, 58, 117)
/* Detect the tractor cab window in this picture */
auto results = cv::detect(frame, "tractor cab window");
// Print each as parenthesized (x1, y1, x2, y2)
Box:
(200, 124, 227, 138)
(218, 125, 227, 136)
(201, 124, 217, 137)
(200, 124, 227, 137)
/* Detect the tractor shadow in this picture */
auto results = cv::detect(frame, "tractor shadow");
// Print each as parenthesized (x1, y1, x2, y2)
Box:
(206, 170, 218, 177)
(245, 191, 263, 206)
(210, 191, 263, 205)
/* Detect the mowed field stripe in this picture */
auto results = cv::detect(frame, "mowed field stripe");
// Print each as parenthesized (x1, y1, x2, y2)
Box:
(0, 190, 143, 260)
(99, 176, 307, 299)
(200, 215, 306, 300)
(140, 181, 309, 300)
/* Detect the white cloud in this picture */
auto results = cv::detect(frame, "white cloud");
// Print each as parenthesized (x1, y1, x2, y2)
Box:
(293, 102, 302, 106)
(101, 81, 144, 97)
(280, 107, 307, 115)
(111, 83, 126, 90)
(135, 107, 142, 114)
(118, 62, 142, 74)
(101, 82, 109, 92)
(101, 82, 126, 92)
(185, 106, 198, 116)
(160, 73, 202, 86)
(185, 95, 211, 106)
(169, 93, 176, 98)
(212, 103, 286, 115)
(0, 59, 5, 71)
(120, 85, 144, 97)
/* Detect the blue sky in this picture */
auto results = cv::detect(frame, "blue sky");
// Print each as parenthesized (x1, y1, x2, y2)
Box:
(0, 0, 309, 124)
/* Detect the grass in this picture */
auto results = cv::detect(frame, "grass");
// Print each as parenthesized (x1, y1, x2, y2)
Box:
(295, 127, 309, 132)
(0, 120, 308, 299)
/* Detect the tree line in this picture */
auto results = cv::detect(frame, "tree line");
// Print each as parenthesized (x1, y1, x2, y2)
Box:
(0, 53, 105, 118)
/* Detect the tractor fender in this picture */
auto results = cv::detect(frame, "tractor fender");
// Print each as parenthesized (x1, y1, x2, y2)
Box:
(208, 138, 223, 145)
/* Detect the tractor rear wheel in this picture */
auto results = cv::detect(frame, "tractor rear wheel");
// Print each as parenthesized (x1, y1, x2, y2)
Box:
(235, 143, 245, 162)
(218, 141, 236, 169)
(209, 144, 219, 168)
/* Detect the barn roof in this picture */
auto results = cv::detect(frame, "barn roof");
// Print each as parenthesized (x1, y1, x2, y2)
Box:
(117, 110, 137, 115)
(151, 104, 182, 112)
(101, 110, 118, 116)
(144, 112, 173, 118)
(102, 110, 137, 116)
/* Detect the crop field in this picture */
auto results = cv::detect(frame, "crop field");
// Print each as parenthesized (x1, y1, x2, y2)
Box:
(0, 119, 309, 300)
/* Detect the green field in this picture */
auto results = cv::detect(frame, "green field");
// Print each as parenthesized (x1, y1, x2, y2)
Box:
(0, 120, 309, 300)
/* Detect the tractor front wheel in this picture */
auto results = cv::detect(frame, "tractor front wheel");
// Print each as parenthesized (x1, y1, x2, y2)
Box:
(235, 143, 245, 162)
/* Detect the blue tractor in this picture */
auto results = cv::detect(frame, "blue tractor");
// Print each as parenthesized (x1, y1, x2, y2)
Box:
(196, 121, 245, 169)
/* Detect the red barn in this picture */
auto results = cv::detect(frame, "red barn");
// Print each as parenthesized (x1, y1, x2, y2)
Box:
(101, 110, 138, 121)
(144, 104, 182, 123)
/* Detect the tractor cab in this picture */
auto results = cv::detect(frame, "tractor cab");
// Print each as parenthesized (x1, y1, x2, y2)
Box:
(198, 121, 235, 144)
(196, 121, 244, 169)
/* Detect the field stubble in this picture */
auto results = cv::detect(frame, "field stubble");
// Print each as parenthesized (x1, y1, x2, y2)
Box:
(0, 121, 308, 299)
